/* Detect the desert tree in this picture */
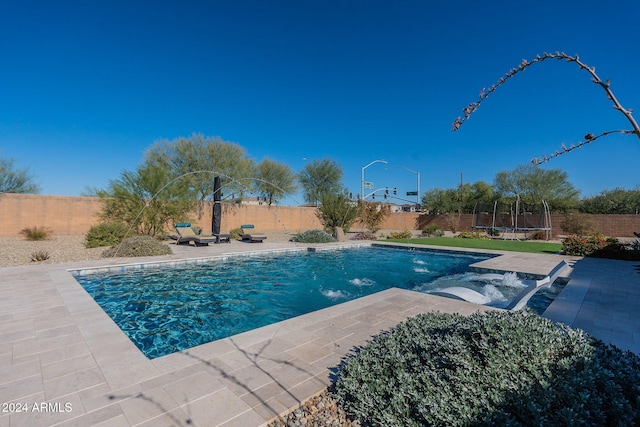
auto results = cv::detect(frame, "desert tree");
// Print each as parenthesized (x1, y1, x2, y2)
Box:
(298, 159, 343, 205)
(357, 200, 389, 233)
(421, 181, 493, 214)
(97, 163, 195, 236)
(452, 52, 639, 163)
(315, 190, 359, 233)
(421, 188, 463, 214)
(0, 155, 40, 193)
(144, 134, 255, 215)
(493, 163, 579, 211)
(253, 158, 297, 206)
(578, 188, 640, 214)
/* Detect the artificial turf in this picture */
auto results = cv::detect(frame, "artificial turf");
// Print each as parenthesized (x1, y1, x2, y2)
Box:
(387, 237, 563, 254)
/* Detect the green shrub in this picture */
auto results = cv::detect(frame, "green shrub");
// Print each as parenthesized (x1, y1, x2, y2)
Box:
(102, 235, 172, 257)
(30, 250, 50, 262)
(388, 230, 413, 239)
(84, 222, 129, 248)
(563, 234, 640, 260)
(229, 227, 243, 240)
(456, 230, 490, 240)
(333, 310, 640, 427)
(291, 229, 337, 243)
(561, 234, 611, 256)
(19, 226, 51, 241)
(421, 225, 444, 237)
(487, 227, 500, 237)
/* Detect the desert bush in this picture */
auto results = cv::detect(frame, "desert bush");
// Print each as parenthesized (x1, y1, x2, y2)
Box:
(528, 230, 548, 240)
(562, 234, 640, 260)
(102, 235, 172, 258)
(316, 192, 359, 233)
(456, 231, 490, 240)
(561, 211, 598, 236)
(357, 201, 389, 233)
(443, 213, 460, 233)
(30, 250, 50, 262)
(84, 222, 129, 248)
(350, 232, 378, 241)
(487, 228, 501, 237)
(388, 230, 413, 239)
(421, 225, 444, 237)
(561, 234, 611, 256)
(333, 310, 640, 427)
(19, 226, 51, 241)
(290, 229, 337, 243)
(229, 227, 243, 240)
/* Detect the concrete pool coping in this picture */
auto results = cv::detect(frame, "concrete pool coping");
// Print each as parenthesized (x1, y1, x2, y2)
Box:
(1, 240, 639, 426)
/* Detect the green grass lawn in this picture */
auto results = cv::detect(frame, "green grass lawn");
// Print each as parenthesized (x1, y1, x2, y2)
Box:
(387, 237, 563, 254)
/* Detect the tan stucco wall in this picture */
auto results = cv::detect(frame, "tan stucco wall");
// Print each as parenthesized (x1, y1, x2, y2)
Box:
(1, 194, 639, 238)
(0, 194, 103, 236)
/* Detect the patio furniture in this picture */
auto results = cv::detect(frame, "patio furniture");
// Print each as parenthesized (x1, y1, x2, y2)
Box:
(174, 223, 230, 246)
(240, 224, 267, 243)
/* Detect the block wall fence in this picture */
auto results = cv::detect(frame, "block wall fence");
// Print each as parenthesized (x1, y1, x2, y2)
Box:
(1, 193, 639, 238)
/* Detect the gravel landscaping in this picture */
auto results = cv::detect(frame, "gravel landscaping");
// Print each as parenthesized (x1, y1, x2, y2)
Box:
(0, 235, 106, 267)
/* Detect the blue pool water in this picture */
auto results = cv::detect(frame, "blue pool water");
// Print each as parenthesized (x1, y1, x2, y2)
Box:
(73, 246, 559, 359)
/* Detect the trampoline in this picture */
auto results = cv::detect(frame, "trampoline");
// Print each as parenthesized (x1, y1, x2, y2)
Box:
(472, 199, 552, 240)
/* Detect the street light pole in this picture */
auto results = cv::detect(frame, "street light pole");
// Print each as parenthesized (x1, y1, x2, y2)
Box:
(361, 159, 387, 200)
(386, 165, 421, 208)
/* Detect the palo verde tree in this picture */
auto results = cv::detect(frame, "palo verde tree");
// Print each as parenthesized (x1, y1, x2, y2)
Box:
(298, 158, 343, 205)
(144, 134, 255, 216)
(453, 52, 640, 163)
(0, 155, 40, 193)
(253, 158, 297, 206)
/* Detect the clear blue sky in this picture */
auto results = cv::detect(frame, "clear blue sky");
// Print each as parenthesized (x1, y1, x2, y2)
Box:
(2, 0, 639, 206)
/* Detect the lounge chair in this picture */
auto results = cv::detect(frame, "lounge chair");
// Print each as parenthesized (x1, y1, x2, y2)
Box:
(240, 224, 267, 243)
(174, 223, 231, 246)
(431, 260, 568, 311)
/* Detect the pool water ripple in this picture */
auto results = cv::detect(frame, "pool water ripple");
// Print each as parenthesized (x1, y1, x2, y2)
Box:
(74, 247, 559, 359)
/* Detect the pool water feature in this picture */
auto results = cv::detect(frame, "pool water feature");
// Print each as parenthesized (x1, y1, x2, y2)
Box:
(73, 246, 560, 359)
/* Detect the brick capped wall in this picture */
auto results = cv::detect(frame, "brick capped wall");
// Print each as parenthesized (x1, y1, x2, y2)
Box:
(1, 194, 639, 238)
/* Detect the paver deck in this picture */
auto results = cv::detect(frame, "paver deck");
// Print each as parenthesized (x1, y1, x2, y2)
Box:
(1, 240, 639, 426)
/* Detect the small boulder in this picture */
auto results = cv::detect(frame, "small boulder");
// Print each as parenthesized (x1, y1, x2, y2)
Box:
(333, 227, 346, 242)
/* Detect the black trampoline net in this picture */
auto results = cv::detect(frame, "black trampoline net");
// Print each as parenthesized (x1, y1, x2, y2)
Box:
(473, 201, 550, 231)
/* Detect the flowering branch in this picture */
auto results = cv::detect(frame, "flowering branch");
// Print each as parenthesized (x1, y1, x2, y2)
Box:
(452, 51, 640, 163)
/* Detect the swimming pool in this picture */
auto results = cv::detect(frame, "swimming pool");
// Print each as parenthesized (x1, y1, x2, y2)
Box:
(73, 246, 558, 359)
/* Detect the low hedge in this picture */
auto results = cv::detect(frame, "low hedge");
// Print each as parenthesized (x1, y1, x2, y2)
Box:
(333, 310, 640, 426)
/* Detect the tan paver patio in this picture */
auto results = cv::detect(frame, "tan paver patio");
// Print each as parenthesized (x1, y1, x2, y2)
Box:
(1, 240, 639, 426)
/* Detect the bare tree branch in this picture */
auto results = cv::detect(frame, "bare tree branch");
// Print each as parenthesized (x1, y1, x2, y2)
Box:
(452, 52, 639, 163)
